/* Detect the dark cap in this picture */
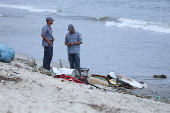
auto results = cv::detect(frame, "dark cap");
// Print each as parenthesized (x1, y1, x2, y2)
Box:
(46, 17, 55, 21)
(68, 24, 74, 31)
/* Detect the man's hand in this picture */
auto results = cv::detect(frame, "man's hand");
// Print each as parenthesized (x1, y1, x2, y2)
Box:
(65, 42, 74, 46)
(52, 37, 55, 42)
(48, 41, 52, 46)
(69, 42, 74, 45)
(42, 35, 53, 46)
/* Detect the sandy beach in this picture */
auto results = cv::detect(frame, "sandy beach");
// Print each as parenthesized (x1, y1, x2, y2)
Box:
(0, 54, 170, 113)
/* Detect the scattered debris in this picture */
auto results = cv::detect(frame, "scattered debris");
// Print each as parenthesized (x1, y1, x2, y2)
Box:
(87, 77, 109, 87)
(52, 67, 75, 76)
(52, 67, 89, 77)
(118, 75, 147, 89)
(153, 74, 167, 78)
(107, 71, 117, 79)
(80, 68, 89, 76)
(12, 60, 22, 68)
(90, 73, 147, 89)
(0, 75, 22, 83)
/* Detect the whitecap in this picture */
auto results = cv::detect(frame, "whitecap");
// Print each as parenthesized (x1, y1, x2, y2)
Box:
(91, 16, 110, 20)
(105, 18, 170, 34)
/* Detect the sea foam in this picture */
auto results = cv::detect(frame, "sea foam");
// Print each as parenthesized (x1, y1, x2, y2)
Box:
(0, 4, 58, 13)
(105, 18, 170, 34)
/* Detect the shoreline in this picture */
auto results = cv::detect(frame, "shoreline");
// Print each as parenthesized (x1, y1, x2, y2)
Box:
(15, 52, 170, 103)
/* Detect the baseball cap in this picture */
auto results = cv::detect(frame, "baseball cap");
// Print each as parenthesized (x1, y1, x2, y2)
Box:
(68, 24, 74, 31)
(46, 17, 55, 21)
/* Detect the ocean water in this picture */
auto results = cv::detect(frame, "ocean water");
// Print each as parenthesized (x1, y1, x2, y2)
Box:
(0, 0, 170, 85)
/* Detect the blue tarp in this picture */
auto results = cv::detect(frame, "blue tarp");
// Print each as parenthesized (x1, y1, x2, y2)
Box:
(0, 44, 15, 63)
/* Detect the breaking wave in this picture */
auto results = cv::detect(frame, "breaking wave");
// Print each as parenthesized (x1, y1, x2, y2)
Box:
(0, 3, 60, 13)
(90, 16, 110, 21)
(105, 18, 170, 34)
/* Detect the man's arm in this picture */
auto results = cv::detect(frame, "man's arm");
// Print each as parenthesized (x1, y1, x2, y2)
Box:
(65, 34, 72, 46)
(74, 33, 82, 45)
(74, 42, 82, 45)
(65, 38, 82, 46)
(65, 42, 73, 46)
(65, 42, 81, 46)
(42, 35, 52, 46)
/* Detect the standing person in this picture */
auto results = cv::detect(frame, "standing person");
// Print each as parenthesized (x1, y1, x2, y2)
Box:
(41, 17, 55, 70)
(65, 24, 82, 76)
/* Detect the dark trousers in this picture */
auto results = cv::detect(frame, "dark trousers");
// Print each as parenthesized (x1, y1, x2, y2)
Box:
(43, 46, 53, 70)
(68, 53, 81, 75)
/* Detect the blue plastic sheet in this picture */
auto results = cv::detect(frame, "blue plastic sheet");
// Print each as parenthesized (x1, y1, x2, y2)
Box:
(0, 44, 15, 63)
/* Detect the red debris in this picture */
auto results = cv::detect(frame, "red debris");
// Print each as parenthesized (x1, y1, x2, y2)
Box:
(53, 74, 85, 84)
